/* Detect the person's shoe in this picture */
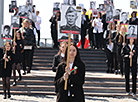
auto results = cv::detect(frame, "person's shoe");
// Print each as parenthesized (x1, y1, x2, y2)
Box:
(106, 69, 110, 73)
(8, 94, 11, 98)
(27, 70, 31, 74)
(114, 70, 118, 75)
(110, 69, 114, 73)
(132, 93, 137, 97)
(12, 81, 16, 86)
(23, 71, 26, 75)
(17, 76, 22, 81)
(126, 92, 130, 96)
(3, 95, 6, 99)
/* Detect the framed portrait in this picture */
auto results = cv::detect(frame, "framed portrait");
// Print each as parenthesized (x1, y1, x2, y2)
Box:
(106, 5, 114, 23)
(120, 12, 129, 25)
(59, 5, 82, 34)
(9, 4, 14, 13)
(26, 0, 33, 5)
(113, 9, 122, 21)
(99, 4, 105, 12)
(127, 25, 137, 39)
(90, 1, 96, 10)
(11, 16, 20, 29)
(1, 25, 13, 40)
(19, 5, 28, 18)
(53, 2, 60, 12)
(11, 0, 17, 9)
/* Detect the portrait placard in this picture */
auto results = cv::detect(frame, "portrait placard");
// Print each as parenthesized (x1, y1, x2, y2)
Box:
(53, 2, 60, 12)
(1, 25, 13, 40)
(90, 1, 96, 10)
(11, 16, 20, 29)
(127, 25, 137, 39)
(120, 12, 129, 25)
(59, 5, 81, 34)
(106, 5, 114, 23)
(113, 9, 122, 21)
(26, 0, 33, 5)
(19, 5, 28, 18)
(11, 0, 17, 9)
(9, 4, 14, 13)
(99, 4, 105, 12)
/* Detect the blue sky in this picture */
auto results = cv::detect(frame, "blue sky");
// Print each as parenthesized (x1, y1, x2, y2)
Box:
(4, 0, 134, 39)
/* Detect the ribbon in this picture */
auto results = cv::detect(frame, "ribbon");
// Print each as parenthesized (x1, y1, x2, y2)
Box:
(70, 66, 78, 74)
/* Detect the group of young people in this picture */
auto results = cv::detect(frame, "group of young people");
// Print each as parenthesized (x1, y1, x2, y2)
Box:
(0, 6, 41, 99)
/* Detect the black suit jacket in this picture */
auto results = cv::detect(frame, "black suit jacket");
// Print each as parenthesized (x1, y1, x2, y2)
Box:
(129, 18, 138, 25)
(81, 15, 89, 36)
(54, 61, 85, 102)
(120, 20, 129, 24)
(102, 14, 108, 33)
(0, 48, 3, 77)
(52, 54, 63, 72)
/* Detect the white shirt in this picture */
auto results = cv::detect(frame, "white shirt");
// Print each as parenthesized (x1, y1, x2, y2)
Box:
(35, 16, 41, 30)
(92, 18, 103, 33)
(33, 28, 37, 36)
(129, 44, 134, 50)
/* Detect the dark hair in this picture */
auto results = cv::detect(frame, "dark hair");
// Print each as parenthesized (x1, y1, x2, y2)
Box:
(83, 8, 87, 12)
(15, 30, 23, 41)
(121, 12, 127, 15)
(131, 11, 137, 18)
(4, 25, 10, 31)
(5, 42, 12, 51)
(63, 43, 82, 65)
(98, 12, 102, 19)
(129, 25, 135, 29)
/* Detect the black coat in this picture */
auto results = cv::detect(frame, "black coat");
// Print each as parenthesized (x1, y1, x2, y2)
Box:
(102, 14, 108, 33)
(1, 50, 14, 77)
(81, 15, 89, 36)
(129, 18, 138, 25)
(0, 48, 3, 77)
(54, 62, 85, 102)
(14, 39, 24, 63)
(21, 27, 35, 46)
(121, 44, 137, 63)
(52, 54, 63, 72)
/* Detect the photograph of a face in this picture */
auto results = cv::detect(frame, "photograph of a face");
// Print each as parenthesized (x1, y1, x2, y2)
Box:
(113, 9, 121, 21)
(59, 5, 81, 34)
(99, 4, 105, 12)
(127, 25, 137, 39)
(26, 0, 33, 5)
(11, 16, 20, 29)
(53, 2, 60, 12)
(120, 12, 129, 24)
(9, 4, 14, 13)
(11, 0, 17, 9)
(19, 5, 28, 18)
(106, 5, 114, 23)
(1, 25, 12, 40)
(90, 1, 96, 10)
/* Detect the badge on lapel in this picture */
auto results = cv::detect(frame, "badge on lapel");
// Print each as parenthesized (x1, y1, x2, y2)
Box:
(70, 66, 78, 74)
(7, 56, 11, 61)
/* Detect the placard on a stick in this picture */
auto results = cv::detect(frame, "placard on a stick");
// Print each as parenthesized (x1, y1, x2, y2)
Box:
(19, 5, 28, 18)
(113, 9, 122, 21)
(53, 2, 60, 12)
(90, 1, 96, 10)
(11, 0, 17, 10)
(9, 4, 14, 13)
(11, 16, 20, 29)
(1, 25, 12, 40)
(127, 25, 137, 39)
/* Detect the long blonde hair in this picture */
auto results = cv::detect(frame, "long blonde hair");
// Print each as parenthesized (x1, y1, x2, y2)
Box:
(22, 19, 32, 32)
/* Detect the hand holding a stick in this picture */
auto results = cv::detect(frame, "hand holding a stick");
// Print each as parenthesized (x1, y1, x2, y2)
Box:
(129, 52, 134, 59)
(3, 54, 8, 62)
(63, 73, 69, 80)
(65, 67, 71, 75)
(122, 42, 126, 46)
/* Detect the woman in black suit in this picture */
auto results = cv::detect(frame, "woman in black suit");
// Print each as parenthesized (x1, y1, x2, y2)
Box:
(121, 38, 137, 97)
(0, 48, 3, 77)
(12, 30, 24, 86)
(1, 42, 14, 99)
(52, 42, 66, 93)
(129, 11, 138, 25)
(54, 43, 85, 102)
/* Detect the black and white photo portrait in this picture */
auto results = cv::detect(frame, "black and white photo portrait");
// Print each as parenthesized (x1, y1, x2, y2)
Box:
(11, 16, 20, 29)
(127, 25, 137, 39)
(26, 0, 33, 5)
(113, 9, 121, 21)
(69, 0, 76, 6)
(90, 1, 96, 10)
(106, 5, 114, 23)
(59, 5, 81, 34)
(120, 12, 129, 24)
(9, 4, 14, 13)
(99, 4, 105, 12)
(11, 0, 17, 9)
(19, 5, 28, 18)
(1, 25, 12, 39)
(53, 2, 60, 12)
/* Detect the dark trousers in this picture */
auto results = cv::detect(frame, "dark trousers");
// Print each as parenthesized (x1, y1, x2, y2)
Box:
(95, 33, 101, 49)
(88, 27, 94, 47)
(23, 50, 33, 71)
(106, 48, 113, 70)
(81, 29, 86, 49)
(51, 30, 58, 48)
(113, 53, 117, 70)
(125, 61, 137, 94)
(37, 30, 40, 46)
(66, 96, 70, 102)
(30, 47, 34, 70)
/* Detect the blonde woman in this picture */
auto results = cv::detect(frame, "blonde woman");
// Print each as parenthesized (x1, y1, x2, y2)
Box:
(20, 19, 35, 75)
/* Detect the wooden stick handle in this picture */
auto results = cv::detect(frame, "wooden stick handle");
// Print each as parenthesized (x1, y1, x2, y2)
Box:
(13, 29, 16, 54)
(4, 40, 7, 69)
(130, 44, 132, 67)
(64, 34, 71, 90)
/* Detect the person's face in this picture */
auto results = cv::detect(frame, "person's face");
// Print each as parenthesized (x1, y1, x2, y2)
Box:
(21, 6, 26, 13)
(129, 27, 135, 35)
(6, 43, 11, 51)
(69, 45, 77, 59)
(66, 12, 77, 25)
(12, 17, 17, 23)
(57, 12, 60, 17)
(15, 8, 19, 13)
(98, 13, 100, 18)
(112, 23, 116, 29)
(108, 12, 113, 19)
(36, 12, 39, 16)
(100, 5, 103, 9)
(115, 10, 120, 15)
(91, 2, 95, 8)
(24, 22, 29, 27)
(83, 10, 86, 15)
(121, 26, 126, 34)
(130, 38, 134, 44)
(132, 13, 136, 18)
(4, 28, 10, 35)
(122, 13, 127, 21)
(16, 32, 20, 39)
(60, 43, 66, 54)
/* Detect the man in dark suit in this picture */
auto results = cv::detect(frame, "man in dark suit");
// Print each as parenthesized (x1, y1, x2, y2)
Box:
(60, 6, 80, 33)
(1, 25, 12, 39)
(11, 16, 19, 28)
(81, 9, 89, 49)
(120, 12, 129, 24)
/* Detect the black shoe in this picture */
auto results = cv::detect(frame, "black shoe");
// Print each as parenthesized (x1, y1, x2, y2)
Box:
(106, 69, 110, 73)
(110, 70, 114, 73)
(3, 95, 6, 99)
(23, 71, 26, 75)
(8, 94, 11, 98)
(27, 70, 31, 74)
(17, 76, 22, 81)
(12, 81, 16, 86)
